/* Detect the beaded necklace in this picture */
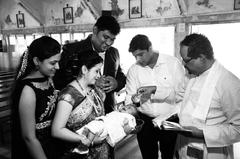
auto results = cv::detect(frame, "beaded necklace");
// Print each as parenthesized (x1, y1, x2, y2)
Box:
(76, 79, 103, 115)
(76, 79, 90, 95)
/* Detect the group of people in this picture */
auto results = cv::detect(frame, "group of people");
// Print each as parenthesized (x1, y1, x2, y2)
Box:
(10, 14, 240, 159)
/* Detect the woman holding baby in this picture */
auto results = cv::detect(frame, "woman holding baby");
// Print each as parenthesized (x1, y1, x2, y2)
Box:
(51, 50, 111, 159)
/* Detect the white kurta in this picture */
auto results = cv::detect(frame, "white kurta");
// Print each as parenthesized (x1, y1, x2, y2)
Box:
(175, 61, 240, 159)
(125, 53, 186, 118)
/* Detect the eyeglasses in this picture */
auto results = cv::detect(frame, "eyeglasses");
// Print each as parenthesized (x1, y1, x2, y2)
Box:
(182, 57, 193, 64)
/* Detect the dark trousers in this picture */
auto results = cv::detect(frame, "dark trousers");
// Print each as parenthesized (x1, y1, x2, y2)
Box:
(137, 113, 178, 159)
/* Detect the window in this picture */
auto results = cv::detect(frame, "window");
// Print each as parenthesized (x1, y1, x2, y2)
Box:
(34, 34, 43, 40)
(50, 34, 61, 44)
(9, 35, 16, 45)
(61, 33, 71, 44)
(16, 35, 27, 55)
(25, 35, 34, 46)
(73, 33, 84, 41)
(84, 32, 91, 38)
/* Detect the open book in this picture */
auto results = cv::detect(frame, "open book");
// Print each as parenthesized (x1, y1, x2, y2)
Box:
(152, 110, 178, 128)
(162, 121, 192, 133)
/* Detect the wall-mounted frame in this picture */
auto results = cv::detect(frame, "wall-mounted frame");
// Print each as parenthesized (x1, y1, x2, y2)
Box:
(16, 11, 25, 28)
(63, 4, 73, 24)
(129, 0, 142, 19)
(234, 0, 240, 10)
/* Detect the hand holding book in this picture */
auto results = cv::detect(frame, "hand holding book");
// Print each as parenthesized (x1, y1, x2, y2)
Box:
(161, 121, 204, 139)
(161, 121, 192, 133)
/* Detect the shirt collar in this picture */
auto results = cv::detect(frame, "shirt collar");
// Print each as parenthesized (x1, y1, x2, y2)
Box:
(153, 53, 166, 67)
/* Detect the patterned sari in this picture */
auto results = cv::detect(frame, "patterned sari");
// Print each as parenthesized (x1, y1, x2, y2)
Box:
(58, 85, 111, 159)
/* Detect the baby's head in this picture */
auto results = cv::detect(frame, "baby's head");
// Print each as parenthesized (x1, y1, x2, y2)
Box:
(117, 104, 138, 118)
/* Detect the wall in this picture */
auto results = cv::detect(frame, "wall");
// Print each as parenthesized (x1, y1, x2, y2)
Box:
(43, 0, 96, 26)
(1, 0, 240, 32)
(0, 0, 40, 30)
(1, 0, 240, 60)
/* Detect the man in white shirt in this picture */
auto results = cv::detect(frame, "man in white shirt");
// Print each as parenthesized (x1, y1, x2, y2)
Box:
(125, 34, 186, 159)
(174, 33, 240, 159)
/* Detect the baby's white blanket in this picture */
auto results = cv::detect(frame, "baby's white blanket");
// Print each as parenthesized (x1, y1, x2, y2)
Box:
(76, 111, 136, 147)
(98, 111, 136, 147)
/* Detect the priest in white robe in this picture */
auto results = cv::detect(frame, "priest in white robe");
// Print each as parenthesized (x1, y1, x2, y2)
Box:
(174, 33, 240, 159)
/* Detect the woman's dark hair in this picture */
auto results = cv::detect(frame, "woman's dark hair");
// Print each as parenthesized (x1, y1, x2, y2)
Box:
(11, 36, 61, 136)
(16, 36, 61, 80)
(70, 50, 103, 77)
(180, 33, 214, 60)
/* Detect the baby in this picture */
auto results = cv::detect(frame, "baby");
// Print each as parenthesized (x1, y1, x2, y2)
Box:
(73, 103, 138, 154)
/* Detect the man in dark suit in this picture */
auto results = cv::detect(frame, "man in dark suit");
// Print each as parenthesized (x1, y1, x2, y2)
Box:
(54, 15, 126, 114)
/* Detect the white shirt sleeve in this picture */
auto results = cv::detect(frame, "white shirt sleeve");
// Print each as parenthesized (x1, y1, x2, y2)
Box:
(125, 66, 138, 105)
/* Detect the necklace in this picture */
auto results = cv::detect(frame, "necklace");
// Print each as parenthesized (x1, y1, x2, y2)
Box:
(76, 79, 89, 96)
(76, 79, 103, 115)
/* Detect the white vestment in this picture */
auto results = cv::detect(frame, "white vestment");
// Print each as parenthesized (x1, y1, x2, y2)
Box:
(175, 61, 240, 159)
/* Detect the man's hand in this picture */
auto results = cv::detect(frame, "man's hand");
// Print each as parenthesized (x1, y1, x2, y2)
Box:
(139, 92, 152, 104)
(181, 126, 204, 139)
(95, 75, 106, 89)
(104, 76, 118, 93)
(131, 93, 141, 104)
(137, 86, 156, 95)
(136, 86, 157, 104)
(96, 75, 118, 93)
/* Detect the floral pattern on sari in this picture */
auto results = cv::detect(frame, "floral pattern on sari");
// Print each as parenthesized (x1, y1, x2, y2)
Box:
(58, 85, 111, 159)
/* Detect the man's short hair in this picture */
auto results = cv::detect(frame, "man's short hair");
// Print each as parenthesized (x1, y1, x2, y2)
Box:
(180, 33, 214, 60)
(129, 34, 152, 53)
(94, 15, 120, 35)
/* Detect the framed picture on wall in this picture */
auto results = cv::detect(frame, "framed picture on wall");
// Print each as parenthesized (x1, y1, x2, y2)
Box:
(16, 11, 25, 28)
(129, 0, 142, 19)
(234, 0, 240, 10)
(63, 4, 73, 24)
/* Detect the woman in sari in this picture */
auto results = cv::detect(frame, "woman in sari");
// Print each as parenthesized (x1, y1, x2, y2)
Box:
(52, 51, 111, 159)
